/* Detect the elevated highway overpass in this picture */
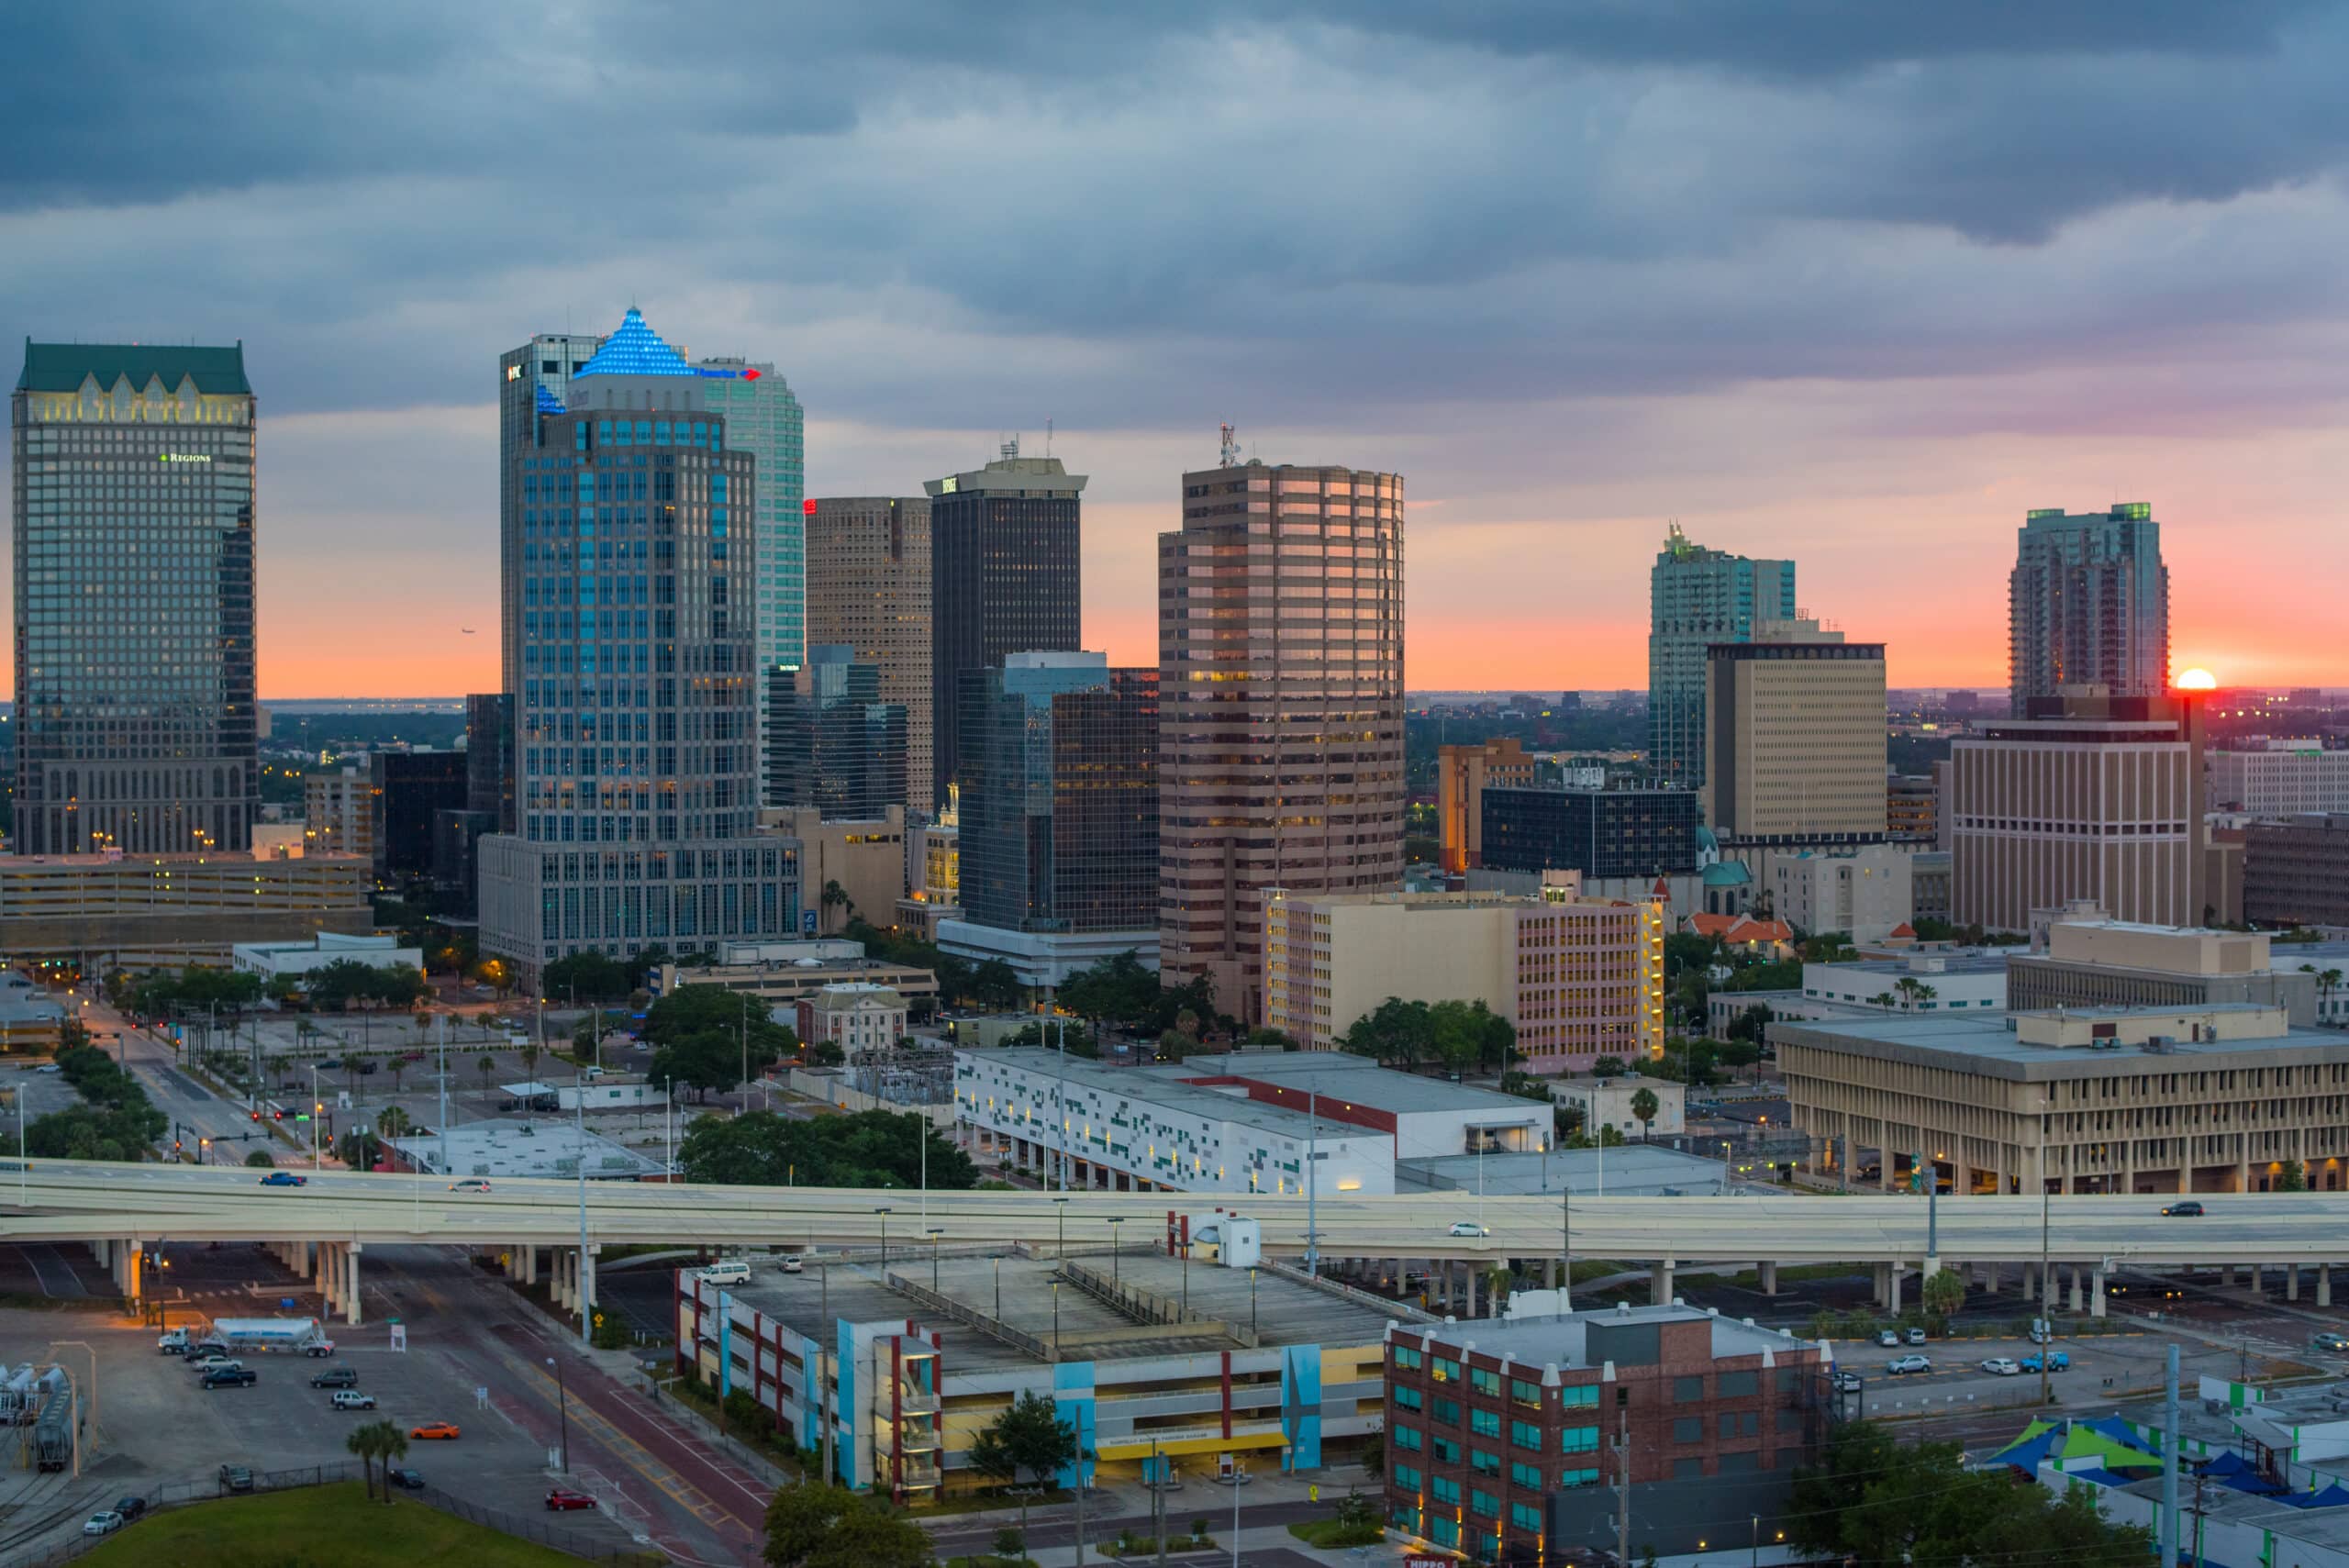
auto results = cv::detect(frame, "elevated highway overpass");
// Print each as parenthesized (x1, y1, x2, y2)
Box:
(9, 1159, 2342, 1326)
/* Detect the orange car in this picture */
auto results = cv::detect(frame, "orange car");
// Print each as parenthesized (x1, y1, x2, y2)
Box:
(409, 1421, 461, 1441)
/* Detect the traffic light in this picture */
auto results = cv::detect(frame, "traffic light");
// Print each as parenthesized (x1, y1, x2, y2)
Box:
(250, 1109, 261, 1121)
(273, 1108, 284, 1121)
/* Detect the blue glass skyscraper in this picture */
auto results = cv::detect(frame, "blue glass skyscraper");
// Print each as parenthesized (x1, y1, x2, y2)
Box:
(1648, 523, 1797, 793)
(478, 308, 797, 981)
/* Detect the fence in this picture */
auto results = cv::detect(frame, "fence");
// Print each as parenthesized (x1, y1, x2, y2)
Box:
(2, 1463, 361, 1568)
(1057, 1259, 1256, 1347)
(410, 1486, 666, 1563)
(884, 1271, 1053, 1361)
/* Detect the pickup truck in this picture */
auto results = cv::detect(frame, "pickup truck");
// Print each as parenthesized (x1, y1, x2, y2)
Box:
(202, 1367, 259, 1389)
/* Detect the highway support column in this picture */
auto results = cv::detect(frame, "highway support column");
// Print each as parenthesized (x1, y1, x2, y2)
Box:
(1758, 1261, 1778, 1296)
(1650, 1259, 1675, 1305)
(343, 1242, 362, 1327)
(2092, 1267, 2107, 1318)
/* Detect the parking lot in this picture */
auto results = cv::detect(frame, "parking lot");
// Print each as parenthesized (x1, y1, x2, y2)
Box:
(0, 1242, 650, 1555)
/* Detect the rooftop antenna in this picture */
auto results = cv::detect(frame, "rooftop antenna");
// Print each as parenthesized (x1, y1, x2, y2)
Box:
(1219, 422, 1240, 468)
(1000, 432, 1020, 462)
(1045, 417, 1053, 458)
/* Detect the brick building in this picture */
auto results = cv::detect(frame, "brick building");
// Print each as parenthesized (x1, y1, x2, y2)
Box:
(1383, 1305, 1826, 1564)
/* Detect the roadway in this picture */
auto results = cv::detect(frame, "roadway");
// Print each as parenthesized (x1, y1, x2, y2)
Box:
(7, 1158, 2347, 1273)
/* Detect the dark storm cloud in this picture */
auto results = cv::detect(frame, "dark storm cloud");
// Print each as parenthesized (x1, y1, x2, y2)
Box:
(7, 0, 2349, 428)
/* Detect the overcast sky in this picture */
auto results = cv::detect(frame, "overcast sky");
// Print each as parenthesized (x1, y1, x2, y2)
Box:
(9, 2, 2349, 695)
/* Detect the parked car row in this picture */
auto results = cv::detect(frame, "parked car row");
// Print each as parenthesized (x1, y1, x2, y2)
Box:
(80, 1497, 146, 1537)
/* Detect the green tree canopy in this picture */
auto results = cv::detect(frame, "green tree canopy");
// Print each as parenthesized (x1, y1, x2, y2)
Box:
(542, 951, 635, 1006)
(1789, 1421, 2150, 1568)
(678, 1108, 978, 1190)
(763, 1481, 933, 1568)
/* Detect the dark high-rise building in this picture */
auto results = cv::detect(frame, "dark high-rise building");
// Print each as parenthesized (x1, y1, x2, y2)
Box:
(464, 692, 515, 831)
(1480, 784, 1701, 879)
(925, 445, 1085, 806)
(2009, 504, 2169, 716)
(942, 652, 1158, 985)
(478, 307, 797, 979)
(765, 646, 907, 820)
(12, 340, 260, 854)
(371, 751, 467, 880)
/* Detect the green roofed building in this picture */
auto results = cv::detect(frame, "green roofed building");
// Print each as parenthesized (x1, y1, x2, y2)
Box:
(12, 339, 260, 854)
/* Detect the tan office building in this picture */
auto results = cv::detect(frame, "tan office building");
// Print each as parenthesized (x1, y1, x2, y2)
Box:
(1702, 622, 1887, 845)
(760, 806, 907, 937)
(304, 766, 377, 864)
(1779, 1002, 2349, 1197)
(1158, 459, 1406, 1020)
(1260, 881, 1664, 1072)
(804, 496, 933, 812)
(2007, 915, 2318, 1024)
(1436, 738, 1536, 873)
(1948, 690, 2209, 933)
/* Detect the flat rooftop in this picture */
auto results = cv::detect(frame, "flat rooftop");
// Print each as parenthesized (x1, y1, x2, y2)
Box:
(1811, 952, 2010, 979)
(1773, 1007, 2349, 1080)
(1414, 1302, 1814, 1366)
(974, 1050, 1386, 1142)
(1158, 1052, 1549, 1121)
(722, 1249, 1402, 1372)
(1399, 1145, 1733, 1197)
(391, 1118, 662, 1181)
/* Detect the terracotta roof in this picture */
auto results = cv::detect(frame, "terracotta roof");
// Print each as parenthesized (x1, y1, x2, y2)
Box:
(1687, 912, 1792, 944)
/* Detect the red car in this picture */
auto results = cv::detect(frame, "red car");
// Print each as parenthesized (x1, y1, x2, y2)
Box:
(545, 1488, 597, 1512)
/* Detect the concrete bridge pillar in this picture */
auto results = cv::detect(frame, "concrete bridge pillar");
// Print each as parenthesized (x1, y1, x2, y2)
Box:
(2091, 1268, 2107, 1319)
(578, 1246, 597, 1324)
(1466, 1265, 1480, 1318)
(551, 1249, 571, 1312)
(1887, 1264, 1902, 1317)
(523, 1244, 540, 1286)
(1546, 1258, 1559, 1289)
(1759, 1261, 1779, 1296)
(2069, 1267, 2084, 1316)
(1651, 1260, 1675, 1306)
(343, 1242, 363, 1327)
(2289, 1263, 2303, 1302)
(315, 1240, 331, 1303)
(319, 1242, 340, 1316)
(122, 1242, 142, 1303)
(2321, 1266, 2333, 1309)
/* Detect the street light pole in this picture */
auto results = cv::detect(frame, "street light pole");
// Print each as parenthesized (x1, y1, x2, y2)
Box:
(1108, 1218, 1125, 1285)
(930, 1229, 943, 1291)
(1306, 1086, 1319, 1278)
(575, 1066, 590, 1347)
(547, 1355, 571, 1473)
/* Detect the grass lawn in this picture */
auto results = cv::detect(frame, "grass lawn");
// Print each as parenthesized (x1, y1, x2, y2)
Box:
(80, 1482, 589, 1568)
(1288, 1518, 1385, 1548)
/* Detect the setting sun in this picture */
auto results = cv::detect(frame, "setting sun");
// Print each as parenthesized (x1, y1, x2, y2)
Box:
(2174, 668, 2218, 691)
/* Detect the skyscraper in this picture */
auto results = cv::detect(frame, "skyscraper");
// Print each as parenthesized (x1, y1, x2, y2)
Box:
(478, 307, 797, 979)
(927, 445, 1085, 806)
(1158, 456, 1406, 1021)
(2009, 504, 2169, 715)
(693, 355, 806, 679)
(1648, 524, 1797, 792)
(941, 651, 1159, 985)
(12, 340, 259, 854)
(765, 645, 908, 820)
(805, 496, 933, 812)
(499, 331, 607, 698)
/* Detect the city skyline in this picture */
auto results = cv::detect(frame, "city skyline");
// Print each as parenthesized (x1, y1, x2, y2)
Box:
(12, 7, 2349, 696)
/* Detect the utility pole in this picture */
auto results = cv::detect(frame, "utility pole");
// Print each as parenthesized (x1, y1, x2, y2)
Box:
(1561, 1185, 1573, 1309)
(436, 1011, 450, 1178)
(1614, 1406, 1631, 1568)
(2162, 1342, 2181, 1568)
(574, 1064, 590, 1346)
(1306, 1085, 1319, 1277)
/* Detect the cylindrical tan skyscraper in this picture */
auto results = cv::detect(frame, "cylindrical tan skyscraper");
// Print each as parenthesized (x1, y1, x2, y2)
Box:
(1158, 458, 1406, 1024)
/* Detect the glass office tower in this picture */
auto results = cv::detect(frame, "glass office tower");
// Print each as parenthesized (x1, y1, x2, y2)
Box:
(476, 308, 797, 979)
(11, 341, 260, 854)
(1648, 523, 1797, 792)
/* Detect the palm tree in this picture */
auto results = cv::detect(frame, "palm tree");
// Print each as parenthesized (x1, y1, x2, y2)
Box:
(1630, 1085, 1660, 1142)
(1868, 991, 1898, 1010)
(376, 1106, 414, 1141)
(2321, 969, 2344, 1026)
(347, 1421, 381, 1500)
(373, 1423, 409, 1504)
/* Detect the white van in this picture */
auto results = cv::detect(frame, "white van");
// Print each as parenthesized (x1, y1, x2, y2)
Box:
(697, 1260, 752, 1287)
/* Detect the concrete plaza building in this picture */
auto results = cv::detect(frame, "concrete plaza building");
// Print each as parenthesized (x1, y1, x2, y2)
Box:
(2008, 915, 2321, 1025)
(1769, 844, 1914, 944)
(13, 340, 261, 854)
(1777, 1001, 2349, 1199)
(1648, 523, 1797, 792)
(479, 307, 800, 980)
(1258, 881, 1665, 1072)
(0, 851, 372, 966)
(2244, 814, 2349, 931)
(2009, 504, 2168, 715)
(1157, 455, 1406, 1021)
(804, 496, 932, 812)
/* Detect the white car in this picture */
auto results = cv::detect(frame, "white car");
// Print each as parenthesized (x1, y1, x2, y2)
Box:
(1446, 1221, 1490, 1239)
(1979, 1357, 2021, 1376)
(449, 1178, 492, 1194)
(36, 1062, 61, 1073)
(698, 1260, 752, 1286)
(1876, 1329, 1900, 1348)
(780, 1255, 805, 1274)
(82, 1511, 124, 1537)
(1887, 1354, 1932, 1375)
